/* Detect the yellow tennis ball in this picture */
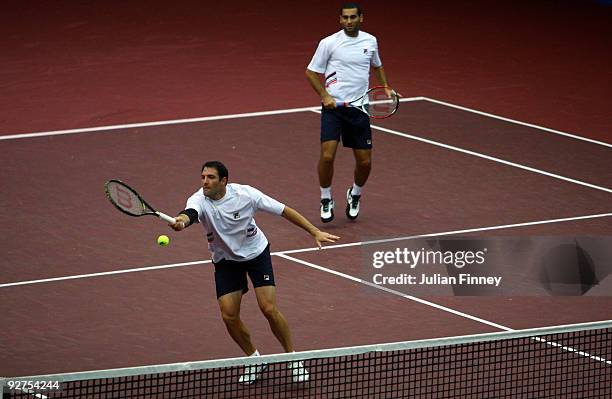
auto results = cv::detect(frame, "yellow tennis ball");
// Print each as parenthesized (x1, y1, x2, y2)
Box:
(157, 235, 170, 246)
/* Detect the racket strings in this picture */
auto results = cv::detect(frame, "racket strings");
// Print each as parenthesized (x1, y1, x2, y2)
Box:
(106, 181, 147, 216)
(366, 88, 399, 117)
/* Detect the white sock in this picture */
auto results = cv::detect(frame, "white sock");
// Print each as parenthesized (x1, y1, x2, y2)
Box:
(351, 183, 363, 196)
(320, 186, 332, 199)
(249, 349, 260, 357)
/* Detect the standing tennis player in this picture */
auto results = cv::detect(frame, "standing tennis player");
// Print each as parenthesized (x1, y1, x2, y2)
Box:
(306, 3, 398, 222)
(169, 161, 339, 384)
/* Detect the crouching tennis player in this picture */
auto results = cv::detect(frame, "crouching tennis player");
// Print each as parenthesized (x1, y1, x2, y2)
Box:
(170, 161, 339, 384)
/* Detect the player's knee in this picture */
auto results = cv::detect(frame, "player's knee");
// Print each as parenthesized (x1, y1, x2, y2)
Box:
(356, 157, 371, 170)
(320, 152, 336, 164)
(259, 302, 278, 320)
(220, 308, 240, 325)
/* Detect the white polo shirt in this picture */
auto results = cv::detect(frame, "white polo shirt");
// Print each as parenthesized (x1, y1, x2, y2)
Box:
(307, 30, 382, 104)
(186, 183, 285, 263)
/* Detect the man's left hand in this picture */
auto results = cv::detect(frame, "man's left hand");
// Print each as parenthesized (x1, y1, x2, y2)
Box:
(313, 231, 340, 249)
(384, 86, 401, 99)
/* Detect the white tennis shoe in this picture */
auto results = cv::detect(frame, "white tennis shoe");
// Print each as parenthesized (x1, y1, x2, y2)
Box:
(320, 198, 335, 223)
(345, 187, 361, 220)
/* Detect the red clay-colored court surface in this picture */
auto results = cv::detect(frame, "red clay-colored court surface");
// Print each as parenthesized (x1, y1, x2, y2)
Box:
(0, 1, 610, 390)
(1, 98, 610, 378)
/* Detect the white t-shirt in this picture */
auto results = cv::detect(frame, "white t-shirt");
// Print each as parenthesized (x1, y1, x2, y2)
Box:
(185, 183, 285, 263)
(307, 30, 382, 104)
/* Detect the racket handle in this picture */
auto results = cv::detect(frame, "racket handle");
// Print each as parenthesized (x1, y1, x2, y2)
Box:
(157, 212, 177, 224)
(335, 102, 348, 107)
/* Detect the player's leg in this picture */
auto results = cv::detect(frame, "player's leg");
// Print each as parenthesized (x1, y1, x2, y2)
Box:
(352, 148, 372, 187)
(216, 259, 268, 385)
(318, 139, 339, 188)
(254, 285, 294, 352)
(342, 110, 372, 220)
(245, 245, 293, 351)
(319, 107, 342, 222)
(214, 259, 256, 355)
(217, 290, 257, 355)
(219, 289, 269, 384)
(253, 285, 309, 382)
(344, 148, 370, 220)
(254, 284, 309, 382)
(244, 246, 308, 382)
(319, 139, 339, 222)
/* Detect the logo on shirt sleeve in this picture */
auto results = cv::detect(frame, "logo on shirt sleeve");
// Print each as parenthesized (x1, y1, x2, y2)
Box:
(233, 211, 240, 219)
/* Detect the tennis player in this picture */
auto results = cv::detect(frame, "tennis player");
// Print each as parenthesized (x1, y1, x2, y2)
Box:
(306, 3, 397, 222)
(170, 161, 339, 384)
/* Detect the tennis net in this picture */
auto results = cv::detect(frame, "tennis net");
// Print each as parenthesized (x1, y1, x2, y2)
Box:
(2, 320, 611, 398)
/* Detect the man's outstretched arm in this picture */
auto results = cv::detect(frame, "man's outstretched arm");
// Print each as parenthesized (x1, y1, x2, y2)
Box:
(282, 206, 340, 248)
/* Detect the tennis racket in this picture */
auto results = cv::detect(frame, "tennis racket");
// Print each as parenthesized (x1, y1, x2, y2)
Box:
(336, 86, 399, 119)
(104, 179, 176, 224)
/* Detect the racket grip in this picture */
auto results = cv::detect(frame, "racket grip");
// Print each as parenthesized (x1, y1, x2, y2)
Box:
(157, 212, 177, 224)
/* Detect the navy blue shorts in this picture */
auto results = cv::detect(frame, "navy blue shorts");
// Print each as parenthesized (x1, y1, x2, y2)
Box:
(320, 106, 372, 149)
(213, 244, 275, 298)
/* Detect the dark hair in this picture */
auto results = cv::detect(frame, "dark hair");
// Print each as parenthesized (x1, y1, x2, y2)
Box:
(202, 161, 229, 181)
(340, 2, 362, 16)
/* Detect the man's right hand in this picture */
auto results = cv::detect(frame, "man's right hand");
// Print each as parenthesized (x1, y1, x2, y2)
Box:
(170, 215, 189, 231)
(321, 94, 336, 109)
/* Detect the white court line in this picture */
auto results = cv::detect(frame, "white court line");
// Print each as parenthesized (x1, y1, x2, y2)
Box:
(276, 252, 511, 331)
(1, 212, 610, 288)
(0, 105, 324, 141)
(0, 260, 211, 288)
(276, 212, 612, 255)
(370, 121, 612, 194)
(2, 95, 607, 148)
(5, 101, 609, 194)
(421, 97, 612, 148)
(276, 253, 612, 366)
(308, 108, 612, 193)
(532, 336, 612, 366)
(0, 98, 420, 140)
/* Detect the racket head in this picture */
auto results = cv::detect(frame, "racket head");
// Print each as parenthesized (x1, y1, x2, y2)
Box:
(364, 86, 400, 119)
(104, 179, 155, 217)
